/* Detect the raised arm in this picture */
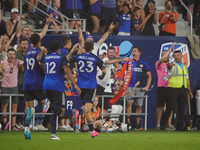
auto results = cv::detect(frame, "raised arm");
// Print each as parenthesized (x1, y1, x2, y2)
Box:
(39, 17, 51, 39)
(98, 22, 114, 46)
(67, 43, 79, 60)
(157, 43, 173, 66)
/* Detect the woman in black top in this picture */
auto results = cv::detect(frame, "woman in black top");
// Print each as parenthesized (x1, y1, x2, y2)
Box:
(141, 0, 157, 36)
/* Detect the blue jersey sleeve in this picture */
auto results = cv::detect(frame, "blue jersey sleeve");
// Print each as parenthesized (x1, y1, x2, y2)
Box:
(96, 57, 105, 70)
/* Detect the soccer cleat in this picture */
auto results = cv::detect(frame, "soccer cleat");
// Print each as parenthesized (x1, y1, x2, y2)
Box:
(91, 131, 99, 138)
(71, 109, 76, 124)
(43, 99, 50, 113)
(24, 130, 32, 140)
(51, 134, 60, 140)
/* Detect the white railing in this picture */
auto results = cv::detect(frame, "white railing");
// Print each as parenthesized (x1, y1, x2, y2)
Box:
(0, 94, 148, 131)
(19, 0, 86, 33)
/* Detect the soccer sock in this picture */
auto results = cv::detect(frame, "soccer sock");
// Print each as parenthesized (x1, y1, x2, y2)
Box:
(34, 104, 43, 113)
(78, 107, 85, 115)
(50, 104, 62, 116)
(88, 121, 94, 132)
(50, 114, 57, 134)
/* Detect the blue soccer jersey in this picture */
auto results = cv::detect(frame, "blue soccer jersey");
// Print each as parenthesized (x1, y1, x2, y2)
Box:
(118, 11, 131, 33)
(126, 59, 150, 88)
(70, 52, 105, 89)
(43, 52, 68, 92)
(23, 47, 45, 91)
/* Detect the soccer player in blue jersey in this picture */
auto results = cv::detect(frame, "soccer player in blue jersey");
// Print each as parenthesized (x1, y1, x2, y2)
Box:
(23, 34, 50, 139)
(43, 40, 81, 140)
(126, 47, 152, 130)
(70, 39, 106, 138)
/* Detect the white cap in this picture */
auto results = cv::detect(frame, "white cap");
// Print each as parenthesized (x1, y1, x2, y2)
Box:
(99, 50, 107, 55)
(11, 8, 18, 14)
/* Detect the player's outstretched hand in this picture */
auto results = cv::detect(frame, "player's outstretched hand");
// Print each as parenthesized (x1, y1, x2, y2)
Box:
(74, 84, 81, 95)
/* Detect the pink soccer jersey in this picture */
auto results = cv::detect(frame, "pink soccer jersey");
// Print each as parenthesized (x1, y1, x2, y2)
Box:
(155, 61, 169, 87)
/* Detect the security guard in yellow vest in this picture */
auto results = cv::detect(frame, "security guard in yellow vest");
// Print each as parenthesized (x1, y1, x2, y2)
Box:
(160, 50, 193, 131)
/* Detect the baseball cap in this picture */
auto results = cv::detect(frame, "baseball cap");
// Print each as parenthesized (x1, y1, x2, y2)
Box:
(85, 34, 93, 40)
(11, 8, 19, 14)
(147, 0, 155, 3)
(99, 50, 107, 55)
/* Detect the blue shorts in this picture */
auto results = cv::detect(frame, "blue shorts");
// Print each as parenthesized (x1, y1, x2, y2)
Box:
(46, 90, 65, 107)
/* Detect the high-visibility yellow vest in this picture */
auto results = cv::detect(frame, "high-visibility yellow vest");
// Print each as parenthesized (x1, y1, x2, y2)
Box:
(168, 63, 188, 88)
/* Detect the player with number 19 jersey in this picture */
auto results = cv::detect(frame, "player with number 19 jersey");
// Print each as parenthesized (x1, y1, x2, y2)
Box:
(23, 47, 44, 91)
(70, 52, 105, 89)
(43, 52, 68, 92)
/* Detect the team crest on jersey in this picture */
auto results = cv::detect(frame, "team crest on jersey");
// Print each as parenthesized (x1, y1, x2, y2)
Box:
(160, 42, 190, 67)
(140, 64, 143, 67)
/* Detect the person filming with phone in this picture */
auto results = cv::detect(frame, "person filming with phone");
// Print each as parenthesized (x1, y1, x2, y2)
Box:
(158, 0, 178, 36)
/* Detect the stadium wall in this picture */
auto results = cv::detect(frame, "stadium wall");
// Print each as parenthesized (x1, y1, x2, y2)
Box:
(42, 35, 200, 128)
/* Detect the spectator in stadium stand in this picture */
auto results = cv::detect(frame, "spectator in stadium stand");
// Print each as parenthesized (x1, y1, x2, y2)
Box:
(89, 0, 101, 33)
(186, 0, 195, 26)
(16, 15, 51, 50)
(135, 0, 145, 20)
(0, 48, 24, 131)
(117, 0, 132, 36)
(15, 37, 29, 130)
(5, 8, 20, 46)
(0, 33, 16, 62)
(48, 0, 65, 34)
(141, 0, 157, 36)
(61, 0, 83, 29)
(125, 47, 151, 130)
(158, 0, 178, 36)
(130, 7, 148, 35)
(100, 0, 117, 34)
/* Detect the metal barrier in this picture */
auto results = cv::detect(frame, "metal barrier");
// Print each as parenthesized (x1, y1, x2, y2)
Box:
(0, 94, 148, 131)
(99, 95, 148, 130)
(0, 94, 53, 131)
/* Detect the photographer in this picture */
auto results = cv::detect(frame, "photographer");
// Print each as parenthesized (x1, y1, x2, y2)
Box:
(158, 0, 178, 36)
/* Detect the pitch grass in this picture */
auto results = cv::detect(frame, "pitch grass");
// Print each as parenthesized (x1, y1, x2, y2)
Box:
(0, 130, 200, 150)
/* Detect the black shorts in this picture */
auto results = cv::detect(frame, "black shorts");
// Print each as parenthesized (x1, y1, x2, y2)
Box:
(156, 87, 169, 107)
(46, 90, 65, 107)
(90, 13, 101, 19)
(80, 88, 96, 104)
(24, 90, 46, 102)
(101, 7, 117, 25)
(62, 9, 84, 19)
